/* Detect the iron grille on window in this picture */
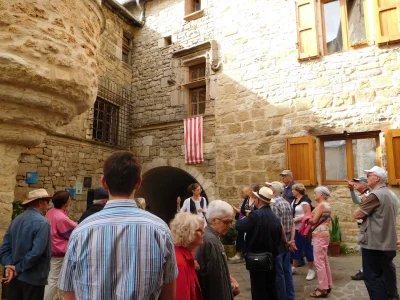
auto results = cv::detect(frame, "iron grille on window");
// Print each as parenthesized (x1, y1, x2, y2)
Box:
(92, 98, 119, 145)
(90, 78, 131, 148)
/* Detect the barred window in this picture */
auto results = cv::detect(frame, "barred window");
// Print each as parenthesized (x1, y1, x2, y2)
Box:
(92, 98, 119, 146)
(90, 78, 131, 148)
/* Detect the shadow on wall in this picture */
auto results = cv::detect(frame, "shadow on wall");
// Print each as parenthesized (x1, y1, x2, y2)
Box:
(136, 166, 208, 224)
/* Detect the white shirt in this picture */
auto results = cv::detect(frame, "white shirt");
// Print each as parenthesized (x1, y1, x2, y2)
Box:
(180, 197, 207, 221)
(293, 201, 310, 230)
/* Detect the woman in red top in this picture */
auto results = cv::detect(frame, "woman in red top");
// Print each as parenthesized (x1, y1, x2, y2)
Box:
(170, 212, 204, 300)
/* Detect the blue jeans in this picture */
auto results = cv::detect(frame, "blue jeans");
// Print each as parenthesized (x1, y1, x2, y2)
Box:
(362, 248, 398, 300)
(276, 233, 295, 300)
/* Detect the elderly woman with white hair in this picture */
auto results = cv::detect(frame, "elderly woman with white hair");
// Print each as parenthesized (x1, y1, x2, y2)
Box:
(170, 212, 204, 300)
(195, 200, 240, 300)
(309, 186, 332, 298)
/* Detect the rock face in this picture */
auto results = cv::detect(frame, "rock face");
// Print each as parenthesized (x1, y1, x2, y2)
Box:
(0, 0, 105, 145)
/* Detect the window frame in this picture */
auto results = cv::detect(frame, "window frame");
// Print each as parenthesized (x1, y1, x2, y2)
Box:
(187, 63, 206, 116)
(122, 33, 132, 64)
(319, 132, 381, 185)
(189, 86, 206, 116)
(92, 97, 120, 146)
(184, 0, 206, 21)
(320, 0, 370, 55)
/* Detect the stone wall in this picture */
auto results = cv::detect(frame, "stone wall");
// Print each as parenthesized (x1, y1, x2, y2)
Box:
(127, 0, 400, 244)
(12, 4, 137, 221)
(58, 5, 136, 140)
(14, 135, 116, 221)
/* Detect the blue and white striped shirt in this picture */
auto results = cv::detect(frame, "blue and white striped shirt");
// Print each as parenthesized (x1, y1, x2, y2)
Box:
(58, 200, 178, 300)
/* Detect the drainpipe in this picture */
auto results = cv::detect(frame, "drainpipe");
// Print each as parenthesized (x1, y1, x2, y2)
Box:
(104, 0, 144, 26)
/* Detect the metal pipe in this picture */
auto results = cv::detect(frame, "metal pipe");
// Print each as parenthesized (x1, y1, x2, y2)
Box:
(103, 0, 143, 26)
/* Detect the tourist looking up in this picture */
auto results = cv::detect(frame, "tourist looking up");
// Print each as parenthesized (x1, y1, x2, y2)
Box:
(170, 212, 204, 300)
(78, 187, 109, 223)
(0, 189, 52, 300)
(267, 181, 296, 300)
(353, 166, 398, 300)
(236, 187, 282, 300)
(177, 183, 207, 223)
(44, 191, 77, 300)
(58, 151, 178, 300)
(291, 183, 315, 280)
(346, 177, 370, 281)
(309, 186, 332, 298)
(195, 200, 240, 300)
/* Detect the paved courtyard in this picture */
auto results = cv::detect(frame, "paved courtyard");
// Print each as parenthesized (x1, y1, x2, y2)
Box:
(229, 254, 400, 299)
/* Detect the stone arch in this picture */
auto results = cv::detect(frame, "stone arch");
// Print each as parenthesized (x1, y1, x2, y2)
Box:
(136, 158, 216, 223)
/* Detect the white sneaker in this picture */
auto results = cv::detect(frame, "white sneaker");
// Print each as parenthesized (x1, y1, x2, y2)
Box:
(291, 266, 297, 274)
(229, 255, 242, 263)
(306, 269, 316, 280)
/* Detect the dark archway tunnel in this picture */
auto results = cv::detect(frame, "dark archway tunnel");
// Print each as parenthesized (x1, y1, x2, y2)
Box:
(137, 167, 208, 224)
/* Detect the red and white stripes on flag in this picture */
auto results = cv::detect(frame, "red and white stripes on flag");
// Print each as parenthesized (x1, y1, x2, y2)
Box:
(184, 116, 204, 164)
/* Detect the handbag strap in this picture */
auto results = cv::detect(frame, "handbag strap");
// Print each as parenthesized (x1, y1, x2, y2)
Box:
(310, 214, 329, 234)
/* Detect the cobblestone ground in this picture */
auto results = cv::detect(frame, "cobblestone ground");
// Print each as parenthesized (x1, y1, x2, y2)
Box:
(229, 254, 400, 300)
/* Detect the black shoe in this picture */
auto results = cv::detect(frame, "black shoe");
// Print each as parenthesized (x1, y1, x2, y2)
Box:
(351, 271, 364, 280)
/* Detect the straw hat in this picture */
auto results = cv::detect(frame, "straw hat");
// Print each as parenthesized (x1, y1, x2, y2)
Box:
(252, 187, 274, 203)
(21, 189, 52, 206)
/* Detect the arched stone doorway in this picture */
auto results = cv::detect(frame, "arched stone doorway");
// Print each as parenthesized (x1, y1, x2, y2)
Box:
(137, 166, 211, 224)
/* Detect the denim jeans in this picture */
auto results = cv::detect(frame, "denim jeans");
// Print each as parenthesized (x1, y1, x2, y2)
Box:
(362, 248, 398, 300)
(275, 233, 295, 300)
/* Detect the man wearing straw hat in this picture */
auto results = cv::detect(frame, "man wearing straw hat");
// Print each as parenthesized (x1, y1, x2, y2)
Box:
(0, 188, 52, 300)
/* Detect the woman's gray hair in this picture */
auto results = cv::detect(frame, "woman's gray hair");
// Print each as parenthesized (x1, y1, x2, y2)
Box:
(170, 213, 204, 247)
(314, 186, 331, 199)
(206, 200, 234, 221)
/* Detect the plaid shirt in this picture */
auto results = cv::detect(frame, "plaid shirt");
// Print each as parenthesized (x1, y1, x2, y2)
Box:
(58, 200, 178, 300)
(271, 196, 294, 234)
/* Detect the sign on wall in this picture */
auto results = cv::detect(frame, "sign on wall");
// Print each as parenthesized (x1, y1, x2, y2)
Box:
(26, 172, 39, 184)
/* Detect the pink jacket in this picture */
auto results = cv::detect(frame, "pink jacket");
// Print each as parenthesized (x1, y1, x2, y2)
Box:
(46, 208, 77, 257)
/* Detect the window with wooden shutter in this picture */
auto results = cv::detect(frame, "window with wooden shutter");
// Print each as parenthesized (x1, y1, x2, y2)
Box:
(319, 132, 381, 185)
(373, 0, 400, 44)
(385, 129, 400, 185)
(286, 136, 317, 186)
(296, 0, 320, 60)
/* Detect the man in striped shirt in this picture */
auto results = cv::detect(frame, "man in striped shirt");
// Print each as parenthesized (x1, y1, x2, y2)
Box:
(58, 151, 178, 300)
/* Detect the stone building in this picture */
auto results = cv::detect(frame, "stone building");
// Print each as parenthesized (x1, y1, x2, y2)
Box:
(5, 0, 400, 250)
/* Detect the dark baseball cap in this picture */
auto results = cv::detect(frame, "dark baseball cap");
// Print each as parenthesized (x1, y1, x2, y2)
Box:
(353, 177, 367, 184)
(94, 187, 109, 200)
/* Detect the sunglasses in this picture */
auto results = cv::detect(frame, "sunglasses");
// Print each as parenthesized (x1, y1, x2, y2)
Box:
(217, 218, 233, 225)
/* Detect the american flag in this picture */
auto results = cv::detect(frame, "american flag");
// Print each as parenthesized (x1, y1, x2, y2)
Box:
(184, 116, 203, 164)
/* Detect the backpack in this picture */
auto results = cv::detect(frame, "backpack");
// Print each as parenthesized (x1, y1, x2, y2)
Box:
(189, 197, 205, 215)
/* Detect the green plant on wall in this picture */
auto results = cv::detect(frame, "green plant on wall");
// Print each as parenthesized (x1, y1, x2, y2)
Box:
(12, 202, 25, 220)
(330, 215, 341, 243)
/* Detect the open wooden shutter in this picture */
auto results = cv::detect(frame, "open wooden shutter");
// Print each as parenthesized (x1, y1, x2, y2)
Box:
(385, 129, 400, 185)
(286, 136, 317, 186)
(296, 0, 320, 60)
(373, 0, 400, 44)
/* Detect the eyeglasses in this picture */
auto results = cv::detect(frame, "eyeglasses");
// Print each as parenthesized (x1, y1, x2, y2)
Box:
(280, 174, 288, 177)
(217, 218, 233, 225)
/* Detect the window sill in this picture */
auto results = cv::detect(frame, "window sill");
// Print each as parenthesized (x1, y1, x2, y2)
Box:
(121, 61, 132, 70)
(184, 9, 205, 22)
(181, 79, 206, 89)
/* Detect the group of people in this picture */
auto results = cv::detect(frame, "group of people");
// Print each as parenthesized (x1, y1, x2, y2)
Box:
(229, 170, 333, 299)
(0, 150, 398, 300)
